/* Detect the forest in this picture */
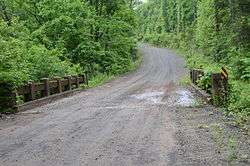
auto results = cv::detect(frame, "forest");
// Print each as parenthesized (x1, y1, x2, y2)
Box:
(136, 0, 249, 125)
(0, 0, 139, 86)
(0, 0, 249, 123)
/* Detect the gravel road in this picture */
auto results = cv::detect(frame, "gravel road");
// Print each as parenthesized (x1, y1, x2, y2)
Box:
(0, 44, 249, 166)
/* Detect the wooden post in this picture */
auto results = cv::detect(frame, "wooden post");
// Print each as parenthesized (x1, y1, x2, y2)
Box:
(28, 81, 35, 101)
(211, 73, 222, 106)
(190, 69, 193, 82)
(42, 78, 50, 97)
(56, 78, 62, 93)
(0, 82, 17, 113)
(194, 70, 197, 84)
(85, 73, 88, 86)
(192, 70, 195, 84)
(75, 76, 80, 88)
(80, 74, 84, 84)
(64, 76, 72, 91)
(69, 76, 72, 90)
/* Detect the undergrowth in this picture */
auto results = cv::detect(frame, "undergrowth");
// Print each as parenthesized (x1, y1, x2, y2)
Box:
(88, 73, 115, 88)
(87, 50, 142, 88)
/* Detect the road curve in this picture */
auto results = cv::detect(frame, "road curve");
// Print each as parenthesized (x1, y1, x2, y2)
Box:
(0, 44, 237, 166)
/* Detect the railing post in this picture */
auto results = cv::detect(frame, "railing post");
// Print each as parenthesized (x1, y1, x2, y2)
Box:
(64, 76, 72, 91)
(190, 69, 193, 82)
(69, 76, 72, 90)
(211, 73, 223, 106)
(194, 70, 199, 84)
(75, 76, 80, 88)
(42, 78, 50, 97)
(191, 69, 204, 85)
(192, 70, 195, 84)
(56, 77, 62, 93)
(85, 73, 88, 86)
(0, 82, 17, 113)
(193, 70, 196, 84)
(28, 81, 35, 101)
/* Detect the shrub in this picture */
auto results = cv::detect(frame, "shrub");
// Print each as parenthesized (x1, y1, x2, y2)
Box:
(228, 81, 250, 115)
(197, 72, 212, 93)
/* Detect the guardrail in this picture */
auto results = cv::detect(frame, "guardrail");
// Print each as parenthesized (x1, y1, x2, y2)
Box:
(190, 68, 229, 106)
(0, 74, 88, 113)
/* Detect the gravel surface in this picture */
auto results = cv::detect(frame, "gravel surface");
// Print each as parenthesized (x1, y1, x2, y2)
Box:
(0, 44, 249, 166)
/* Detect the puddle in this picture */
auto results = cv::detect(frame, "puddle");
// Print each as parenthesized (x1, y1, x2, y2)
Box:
(131, 89, 196, 107)
(131, 91, 164, 104)
(175, 90, 195, 107)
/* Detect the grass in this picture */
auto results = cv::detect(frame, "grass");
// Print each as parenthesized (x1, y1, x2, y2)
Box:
(87, 73, 115, 88)
(128, 50, 143, 72)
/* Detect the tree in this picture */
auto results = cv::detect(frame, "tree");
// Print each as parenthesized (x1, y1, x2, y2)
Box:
(0, 0, 138, 85)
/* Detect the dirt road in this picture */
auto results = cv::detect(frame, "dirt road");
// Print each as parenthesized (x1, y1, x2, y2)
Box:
(0, 44, 249, 166)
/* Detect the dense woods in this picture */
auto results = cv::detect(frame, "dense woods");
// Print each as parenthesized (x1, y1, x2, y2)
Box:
(137, 0, 249, 124)
(0, 0, 138, 86)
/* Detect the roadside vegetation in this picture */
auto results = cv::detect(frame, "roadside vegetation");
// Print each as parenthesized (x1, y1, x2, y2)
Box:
(136, 0, 249, 126)
(88, 49, 142, 88)
(0, 0, 140, 88)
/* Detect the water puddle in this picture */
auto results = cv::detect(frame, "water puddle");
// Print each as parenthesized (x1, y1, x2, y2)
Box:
(131, 91, 164, 104)
(131, 89, 197, 107)
(175, 90, 195, 107)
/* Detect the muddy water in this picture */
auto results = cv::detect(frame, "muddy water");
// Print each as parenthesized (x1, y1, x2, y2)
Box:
(131, 91, 164, 104)
(131, 88, 196, 107)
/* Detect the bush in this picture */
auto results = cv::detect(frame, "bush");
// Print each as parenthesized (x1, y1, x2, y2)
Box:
(228, 81, 250, 115)
(230, 50, 250, 81)
(197, 72, 212, 93)
(0, 0, 138, 87)
(0, 37, 79, 86)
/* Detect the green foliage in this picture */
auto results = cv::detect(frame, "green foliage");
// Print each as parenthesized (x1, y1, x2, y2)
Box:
(195, 0, 217, 57)
(0, 37, 29, 86)
(136, 0, 164, 36)
(197, 72, 212, 93)
(88, 49, 142, 88)
(88, 72, 115, 88)
(0, 0, 138, 87)
(178, 76, 191, 86)
(0, 19, 80, 86)
(230, 50, 250, 81)
(228, 81, 250, 116)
